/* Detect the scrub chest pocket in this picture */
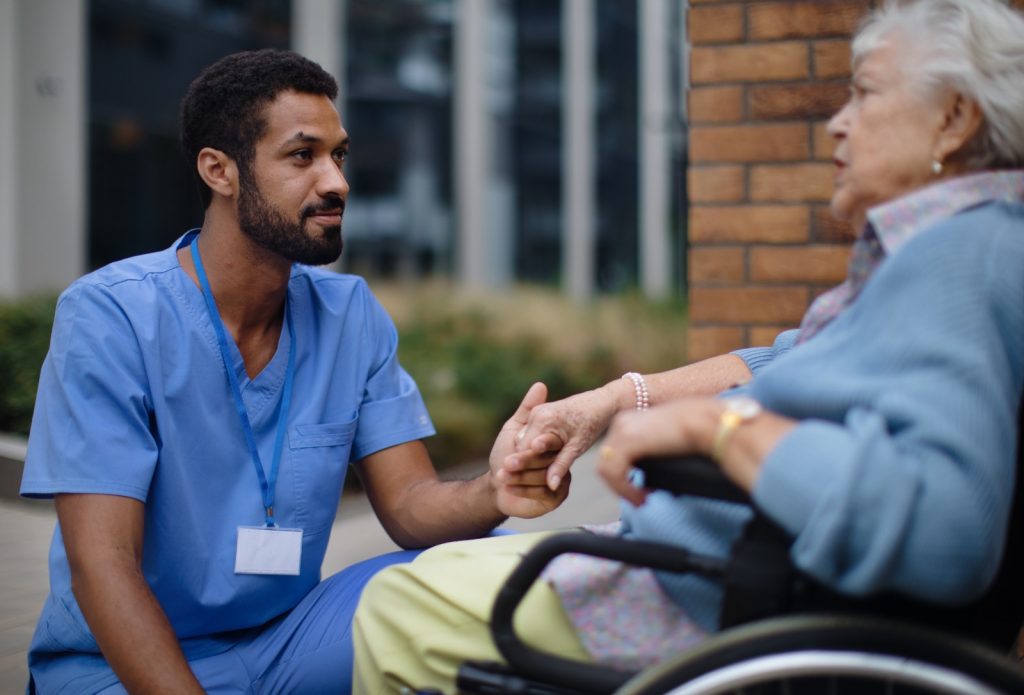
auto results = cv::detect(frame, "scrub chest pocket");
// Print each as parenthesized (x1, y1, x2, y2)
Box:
(288, 417, 358, 533)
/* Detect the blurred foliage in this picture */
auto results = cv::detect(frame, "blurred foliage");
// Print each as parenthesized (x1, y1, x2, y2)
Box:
(0, 294, 57, 436)
(375, 281, 689, 469)
(0, 285, 690, 474)
(396, 311, 618, 468)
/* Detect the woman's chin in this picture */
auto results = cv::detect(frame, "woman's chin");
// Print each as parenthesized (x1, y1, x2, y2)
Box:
(828, 198, 853, 224)
(827, 199, 866, 237)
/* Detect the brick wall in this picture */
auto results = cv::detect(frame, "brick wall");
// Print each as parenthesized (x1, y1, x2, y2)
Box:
(684, 0, 1024, 362)
(686, 0, 868, 361)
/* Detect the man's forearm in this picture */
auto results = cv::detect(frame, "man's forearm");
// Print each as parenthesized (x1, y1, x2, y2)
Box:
(380, 474, 506, 549)
(73, 561, 204, 694)
(359, 391, 570, 549)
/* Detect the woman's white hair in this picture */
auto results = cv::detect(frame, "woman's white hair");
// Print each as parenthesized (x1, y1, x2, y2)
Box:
(852, 0, 1024, 170)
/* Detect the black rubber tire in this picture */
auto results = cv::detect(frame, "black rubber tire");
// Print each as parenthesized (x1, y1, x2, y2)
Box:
(618, 614, 1024, 695)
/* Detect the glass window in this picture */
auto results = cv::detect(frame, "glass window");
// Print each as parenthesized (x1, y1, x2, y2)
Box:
(88, 0, 291, 269)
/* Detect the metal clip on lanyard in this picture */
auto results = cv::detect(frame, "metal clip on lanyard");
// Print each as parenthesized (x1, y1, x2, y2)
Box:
(190, 235, 296, 527)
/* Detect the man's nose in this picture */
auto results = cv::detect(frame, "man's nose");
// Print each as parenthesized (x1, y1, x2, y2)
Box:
(317, 160, 349, 199)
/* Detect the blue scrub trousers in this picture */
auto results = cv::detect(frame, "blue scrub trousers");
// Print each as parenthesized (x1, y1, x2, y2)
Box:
(35, 550, 421, 695)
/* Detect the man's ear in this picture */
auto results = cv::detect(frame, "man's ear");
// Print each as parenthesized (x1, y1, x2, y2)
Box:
(935, 92, 984, 164)
(196, 147, 238, 200)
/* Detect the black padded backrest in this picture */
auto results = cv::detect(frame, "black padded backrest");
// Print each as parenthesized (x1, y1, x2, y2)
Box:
(715, 395, 1024, 649)
(965, 395, 1024, 646)
(641, 395, 1024, 648)
(804, 396, 1024, 649)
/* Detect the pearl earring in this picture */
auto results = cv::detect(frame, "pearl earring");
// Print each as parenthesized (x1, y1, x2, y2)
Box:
(931, 160, 943, 175)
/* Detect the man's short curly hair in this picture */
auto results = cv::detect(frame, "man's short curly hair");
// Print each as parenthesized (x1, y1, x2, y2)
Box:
(179, 49, 339, 208)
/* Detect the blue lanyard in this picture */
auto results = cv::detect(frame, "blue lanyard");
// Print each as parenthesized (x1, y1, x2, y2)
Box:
(190, 235, 296, 527)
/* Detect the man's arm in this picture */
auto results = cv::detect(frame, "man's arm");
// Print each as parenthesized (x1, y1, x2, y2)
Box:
(56, 494, 204, 694)
(354, 383, 568, 549)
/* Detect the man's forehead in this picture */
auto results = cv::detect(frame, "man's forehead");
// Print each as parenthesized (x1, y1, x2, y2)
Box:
(261, 91, 347, 144)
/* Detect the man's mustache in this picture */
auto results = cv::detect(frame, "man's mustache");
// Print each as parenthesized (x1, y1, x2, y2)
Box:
(301, 197, 346, 219)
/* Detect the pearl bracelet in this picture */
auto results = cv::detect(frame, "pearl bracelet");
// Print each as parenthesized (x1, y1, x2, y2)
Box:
(621, 372, 650, 411)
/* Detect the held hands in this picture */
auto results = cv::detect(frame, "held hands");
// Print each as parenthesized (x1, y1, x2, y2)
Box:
(489, 382, 571, 518)
(500, 383, 622, 492)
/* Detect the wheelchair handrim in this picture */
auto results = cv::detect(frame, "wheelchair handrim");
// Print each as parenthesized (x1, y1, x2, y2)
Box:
(661, 650, 1004, 695)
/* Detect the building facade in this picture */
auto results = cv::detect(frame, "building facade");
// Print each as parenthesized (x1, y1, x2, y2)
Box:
(0, 1, 87, 298)
(6, 1, 1016, 362)
(0, 0, 684, 304)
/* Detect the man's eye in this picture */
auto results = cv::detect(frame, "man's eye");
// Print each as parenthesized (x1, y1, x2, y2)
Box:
(292, 149, 312, 161)
(332, 150, 348, 163)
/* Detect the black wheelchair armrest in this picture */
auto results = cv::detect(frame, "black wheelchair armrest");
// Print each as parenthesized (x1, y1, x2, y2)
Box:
(639, 454, 797, 629)
(471, 455, 769, 694)
(634, 454, 749, 504)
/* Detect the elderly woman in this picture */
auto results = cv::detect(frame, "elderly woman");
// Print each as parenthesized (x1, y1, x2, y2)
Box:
(352, 0, 1024, 691)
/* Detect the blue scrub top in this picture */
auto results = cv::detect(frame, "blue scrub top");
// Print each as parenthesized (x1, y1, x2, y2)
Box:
(21, 230, 435, 667)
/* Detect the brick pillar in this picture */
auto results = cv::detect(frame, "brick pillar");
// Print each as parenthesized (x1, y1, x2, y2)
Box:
(685, 0, 869, 362)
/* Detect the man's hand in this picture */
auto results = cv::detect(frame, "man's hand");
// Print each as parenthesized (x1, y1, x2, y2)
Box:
(357, 383, 571, 547)
(490, 382, 571, 518)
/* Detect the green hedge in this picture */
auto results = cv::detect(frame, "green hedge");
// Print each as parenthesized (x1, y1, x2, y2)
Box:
(397, 310, 619, 467)
(0, 285, 689, 470)
(379, 282, 688, 469)
(0, 294, 57, 435)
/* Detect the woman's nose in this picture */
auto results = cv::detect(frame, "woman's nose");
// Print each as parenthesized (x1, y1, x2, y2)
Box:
(826, 102, 850, 139)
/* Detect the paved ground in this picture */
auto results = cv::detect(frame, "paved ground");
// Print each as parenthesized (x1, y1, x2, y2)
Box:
(0, 449, 619, 694)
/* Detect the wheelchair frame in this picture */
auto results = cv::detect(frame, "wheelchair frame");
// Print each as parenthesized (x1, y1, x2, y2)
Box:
(454, 401, 1024, 695)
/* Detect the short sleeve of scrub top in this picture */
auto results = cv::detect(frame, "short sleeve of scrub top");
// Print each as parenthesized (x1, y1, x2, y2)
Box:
(22, 281, 158, 500)
(347, 281, 435, 462)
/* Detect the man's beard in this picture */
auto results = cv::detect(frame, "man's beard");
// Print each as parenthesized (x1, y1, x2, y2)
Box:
(237, 168, 344, 266)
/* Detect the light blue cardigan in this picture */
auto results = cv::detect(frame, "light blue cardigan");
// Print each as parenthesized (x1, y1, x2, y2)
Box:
(621, 200, 1024, 631)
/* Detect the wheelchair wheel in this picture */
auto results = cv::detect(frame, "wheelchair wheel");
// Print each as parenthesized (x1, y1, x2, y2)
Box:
(618, 614, 1024, 695)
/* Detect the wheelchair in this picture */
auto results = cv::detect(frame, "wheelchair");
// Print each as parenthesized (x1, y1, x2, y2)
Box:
(452, 399, 1024, 694)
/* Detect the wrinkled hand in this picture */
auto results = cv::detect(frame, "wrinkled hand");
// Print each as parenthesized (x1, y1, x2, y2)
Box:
(597, 398, 722, 507)
(490, 382, 572, 518)
(501, 385, 619, 493)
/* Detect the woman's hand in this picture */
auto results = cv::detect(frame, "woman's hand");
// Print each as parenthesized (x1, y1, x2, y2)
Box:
(597, 398, 722, 506)
(597, 397, 795, 506)
(500, 382, 627, 492)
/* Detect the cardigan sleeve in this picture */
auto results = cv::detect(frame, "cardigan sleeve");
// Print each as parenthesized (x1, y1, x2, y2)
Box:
(751, 203, 1024, 604)
(732, 329, 800, 374)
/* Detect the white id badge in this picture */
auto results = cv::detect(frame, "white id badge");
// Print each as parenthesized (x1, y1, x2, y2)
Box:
(235, 526, 303, 575)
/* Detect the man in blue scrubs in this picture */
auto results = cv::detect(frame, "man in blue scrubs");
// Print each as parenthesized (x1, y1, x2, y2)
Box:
(19, 49, 570, 694)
